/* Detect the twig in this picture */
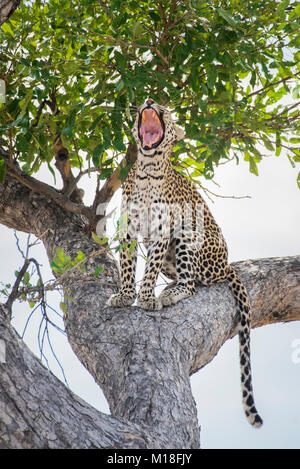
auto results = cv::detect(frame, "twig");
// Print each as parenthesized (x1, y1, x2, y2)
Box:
(6, 258, 31, 313)
(13, 230, 26, 260)
(29, 228, 51, 248)
(201, 185, 251, 201)
(44, 321, 69, 386)
(29, 100, 46, 132)
(65, 167, 101, 198)
(247, 72, 300, 98)
(21, 302, 41, 338)
(271, 101, 300, 119)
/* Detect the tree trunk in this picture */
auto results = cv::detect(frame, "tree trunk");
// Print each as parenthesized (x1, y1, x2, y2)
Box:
(0, 0, 21, 25)
(0, 176, 299, 448)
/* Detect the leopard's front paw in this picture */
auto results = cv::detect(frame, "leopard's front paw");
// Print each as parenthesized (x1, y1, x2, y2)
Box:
(159, 285, 193, 306)
(106, 292, 136, 308)
(137, 294, 162, 311)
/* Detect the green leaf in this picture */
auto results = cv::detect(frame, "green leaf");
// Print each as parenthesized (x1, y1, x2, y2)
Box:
(92, 232, 108, 245)
(47, 163, 57, 184)
(114, 138, 126, 152)
(56, 248, 66, 262)
(66, 45, 73, 60)
(218, 8, 237, 28)
(91, 232, 101, 244)
(93, 266, 104, 277)
(1, 22, 14, 37)
(206, 65, 217, 89)
(0, 158, 6, 183)
(115, 79, 125, 92)
(120, 165, 129, 179)
(16, 134, 29, 153)
(50, 260, 62, 273)
(19, 89, 33, 116)
(132, 22, 144, 39)
(250, 71, 256, 88)
(60, 301, 67, 317)
(129, 240, 137, 252)
(249, 156, 258, 176)
(261, 61, 272, 81)
(261, 135, 275, 152)
(98, 167, 113, 180)
(20, 58, 30, 67)
(51, 248, 70, 273)
(275, 132, 281, 156)
(204, 156, 214, 178)
(64, 294, 78, 304)
(62, 126, 73, 137)
(297, 172, 300, 189)
(92, 143, 105, 164)
(75, 251, 85, 263)
(23, 272, 30, 285)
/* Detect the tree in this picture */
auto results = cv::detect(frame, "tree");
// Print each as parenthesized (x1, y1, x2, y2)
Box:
(0, 0, 299, 449)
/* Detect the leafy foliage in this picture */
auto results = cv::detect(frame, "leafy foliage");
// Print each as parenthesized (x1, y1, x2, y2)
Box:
(0, 0, 299, 184)
(50, 248, 87, 275)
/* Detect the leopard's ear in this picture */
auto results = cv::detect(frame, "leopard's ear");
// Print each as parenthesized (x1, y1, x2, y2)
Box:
(174, 124, 185, 141)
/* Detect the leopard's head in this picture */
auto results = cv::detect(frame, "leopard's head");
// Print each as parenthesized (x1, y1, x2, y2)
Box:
(132, 99, 185, 155)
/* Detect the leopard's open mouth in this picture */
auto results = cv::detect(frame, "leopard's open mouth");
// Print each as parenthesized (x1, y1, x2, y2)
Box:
(138, 108, 165, 150)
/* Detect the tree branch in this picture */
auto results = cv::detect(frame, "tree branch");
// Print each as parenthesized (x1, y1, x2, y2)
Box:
(0, 148, 93, 223)
(63, 253, 299, 447)
(54, 141, 84, 204)
(1, 253, 298, 448)
(0, 0, 21, 25)
(0, 303, 170, 449)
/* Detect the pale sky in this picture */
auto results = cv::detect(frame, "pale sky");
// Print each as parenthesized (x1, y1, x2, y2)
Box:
(0, 150, 299, 449)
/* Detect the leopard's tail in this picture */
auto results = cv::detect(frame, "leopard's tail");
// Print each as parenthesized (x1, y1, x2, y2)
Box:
(226, 265, 263, 428)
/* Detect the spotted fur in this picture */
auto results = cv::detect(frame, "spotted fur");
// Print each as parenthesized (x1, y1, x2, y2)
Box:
(107, 99, 263, 428)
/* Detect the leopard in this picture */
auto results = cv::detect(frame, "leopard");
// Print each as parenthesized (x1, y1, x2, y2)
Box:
(107, 98, 263, 428)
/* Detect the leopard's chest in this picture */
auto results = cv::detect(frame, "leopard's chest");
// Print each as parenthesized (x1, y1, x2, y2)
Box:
(123, 175, 172, 241)
(132, 177, 167, 207)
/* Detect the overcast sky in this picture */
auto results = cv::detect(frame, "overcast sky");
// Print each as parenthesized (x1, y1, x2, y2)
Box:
(0, 149, 299, 449)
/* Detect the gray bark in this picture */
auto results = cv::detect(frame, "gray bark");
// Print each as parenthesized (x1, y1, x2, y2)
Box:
(0, 0, 21, 25)
(0, 175, 299, 448)
(0, 304, 164, 449)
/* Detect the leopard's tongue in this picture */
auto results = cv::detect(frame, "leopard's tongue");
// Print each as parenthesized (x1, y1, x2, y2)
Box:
(141, 130, 161, 147)
(139, 109, 163, 148)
